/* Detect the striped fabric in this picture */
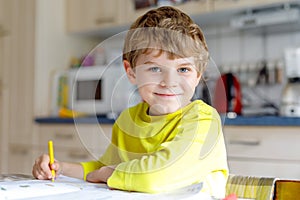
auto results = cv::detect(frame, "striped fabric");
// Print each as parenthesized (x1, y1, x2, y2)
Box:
(226, 175, 277, 200)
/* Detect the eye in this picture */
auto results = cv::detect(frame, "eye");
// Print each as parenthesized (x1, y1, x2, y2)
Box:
(177, 67, 190, 73)
(149, 66, 161, 72)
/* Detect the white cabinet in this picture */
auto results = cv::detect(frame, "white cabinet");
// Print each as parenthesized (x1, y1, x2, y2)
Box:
(66, 0, 212, 34)
(224, 126, 300, 179)
(37, 124, 112, 163)
(8, 144, 41, 175)
(0, 0, 5, 173)
(125, 0, 211, 25)
(34, 123, 300, 180)
(66, 0, 127, 34)
(65, 0, 291, 35)
(0, 0, 35, 175)
(212, 0, 288, 11)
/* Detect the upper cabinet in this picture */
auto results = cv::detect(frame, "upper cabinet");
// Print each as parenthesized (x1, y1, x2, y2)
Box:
(125, 0, 212, 25)
(212, 0, 290, 11)
(66, 0, 298, 36)
(66, 0, 127, 34)
(66, 0, 212, 34)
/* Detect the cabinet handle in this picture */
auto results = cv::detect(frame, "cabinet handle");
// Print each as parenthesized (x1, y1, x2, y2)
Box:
(94, 17, 114, 24)
(0, 25, 9, 37)
(11, 147, 29, 155)
(68, 152, 89, 160)
(229, 139, 260, 146)
(54, 133, 74, 140)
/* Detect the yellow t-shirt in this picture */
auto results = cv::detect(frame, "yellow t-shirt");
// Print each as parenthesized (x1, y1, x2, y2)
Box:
(81, 100, 228, 197)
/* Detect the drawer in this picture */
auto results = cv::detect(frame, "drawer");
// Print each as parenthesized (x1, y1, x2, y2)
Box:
(228, 159, 300, 179)
(38, 141, 103, 163)
(8, 144, 41, 175)
(39, 125, 81, 148)
(224, 126, 300, 161)
(54, 147, 94, 162)
(38, 124, 112, 159)
(73, 124, 112, 158)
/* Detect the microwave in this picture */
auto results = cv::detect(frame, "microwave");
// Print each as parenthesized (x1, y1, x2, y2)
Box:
(52, 66, 140, 117)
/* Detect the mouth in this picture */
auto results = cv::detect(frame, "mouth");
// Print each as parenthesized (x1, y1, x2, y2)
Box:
(154, 92, 180, 97)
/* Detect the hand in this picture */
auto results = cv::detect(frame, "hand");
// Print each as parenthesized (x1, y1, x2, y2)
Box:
(86, 166, 115, 183)
(32, 154, 61, 180)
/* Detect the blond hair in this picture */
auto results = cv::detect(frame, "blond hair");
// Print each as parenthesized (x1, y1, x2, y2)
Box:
(123, 6, 209, 73)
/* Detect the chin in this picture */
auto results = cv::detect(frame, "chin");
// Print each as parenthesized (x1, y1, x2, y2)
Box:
(151, 105, 182, 115)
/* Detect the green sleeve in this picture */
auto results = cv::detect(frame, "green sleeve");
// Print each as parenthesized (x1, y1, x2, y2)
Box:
(80, 160, 104, 181)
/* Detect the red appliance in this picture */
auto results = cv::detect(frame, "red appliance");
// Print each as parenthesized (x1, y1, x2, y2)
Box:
(213, 73, 242, 115)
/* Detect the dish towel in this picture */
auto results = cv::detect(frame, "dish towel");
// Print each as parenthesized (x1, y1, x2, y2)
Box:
(225, 174, 277, 200)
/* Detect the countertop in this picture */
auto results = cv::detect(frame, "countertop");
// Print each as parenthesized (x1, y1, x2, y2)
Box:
(35, 115, 300, 126)
(35, 115, 114, 124)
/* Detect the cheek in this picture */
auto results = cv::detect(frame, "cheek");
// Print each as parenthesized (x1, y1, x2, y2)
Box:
(136, 74, 161, 86)
(181, 77, 199, 90)
(137, 85, 154, 101)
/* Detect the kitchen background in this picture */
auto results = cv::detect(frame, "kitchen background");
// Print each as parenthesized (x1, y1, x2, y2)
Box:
(0, 0, 300, 179)
(33, 0, 300, 117)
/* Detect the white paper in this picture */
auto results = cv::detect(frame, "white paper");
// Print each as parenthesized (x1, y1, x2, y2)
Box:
(0, 175, 214, 200)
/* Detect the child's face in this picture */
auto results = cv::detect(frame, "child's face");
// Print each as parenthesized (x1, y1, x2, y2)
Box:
(125, 50, 201, 116)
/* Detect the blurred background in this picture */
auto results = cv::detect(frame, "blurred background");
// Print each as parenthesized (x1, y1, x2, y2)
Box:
(1, 0, 300, 181)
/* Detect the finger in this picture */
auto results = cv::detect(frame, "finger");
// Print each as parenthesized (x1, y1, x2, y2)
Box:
(33, 164, 48, 180)
(86, 170, 101, 183)
(32, 164, 40, 179)
(36, 154, 52, 179)
(33, 157, 44, 178)
(51, 161, 60, 171)
(50, 162, 61, 177)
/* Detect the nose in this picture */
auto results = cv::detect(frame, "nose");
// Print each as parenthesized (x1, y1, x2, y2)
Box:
(160, 70, 178, 87)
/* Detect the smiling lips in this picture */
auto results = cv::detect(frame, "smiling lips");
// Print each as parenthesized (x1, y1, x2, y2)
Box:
(154, 92, 180, 97)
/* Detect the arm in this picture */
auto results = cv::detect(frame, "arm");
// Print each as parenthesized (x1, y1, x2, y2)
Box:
(60, 162, 84, 179)
(85, 165, 115, 183)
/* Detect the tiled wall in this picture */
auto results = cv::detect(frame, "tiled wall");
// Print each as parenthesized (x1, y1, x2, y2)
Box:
(205, 25, 300, 71)
(200, 24, 300, 113)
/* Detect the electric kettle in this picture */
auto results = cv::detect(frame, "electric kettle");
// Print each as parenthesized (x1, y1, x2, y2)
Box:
(213, 73, 242, 115)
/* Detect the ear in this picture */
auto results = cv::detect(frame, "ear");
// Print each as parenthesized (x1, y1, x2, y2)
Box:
(124, 60, 137, 85)
(195, 73, 202, 86)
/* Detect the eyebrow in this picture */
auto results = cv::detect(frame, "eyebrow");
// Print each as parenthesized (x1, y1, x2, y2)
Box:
(143, 61, 194, 67)
(143, 61, 161, 66)
(178, 62, 194, 67)
(176, 58, 195, 66)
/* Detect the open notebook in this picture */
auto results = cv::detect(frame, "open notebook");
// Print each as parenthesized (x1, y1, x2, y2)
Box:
(0, 175, 213, 200)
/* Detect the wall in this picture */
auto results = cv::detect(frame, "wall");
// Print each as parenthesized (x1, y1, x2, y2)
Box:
(34, 0, 100, 116)
(34, 1, 300, 116)
(200, 23, 300, 112)
(205, 25, 300, 68)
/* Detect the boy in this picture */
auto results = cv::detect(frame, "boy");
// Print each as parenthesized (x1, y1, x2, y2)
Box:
(32, 6, 228, 198)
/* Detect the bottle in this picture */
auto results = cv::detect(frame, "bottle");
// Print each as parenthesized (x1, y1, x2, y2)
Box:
(267, 61, 276, 84)
(275, 60, 284, 84)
